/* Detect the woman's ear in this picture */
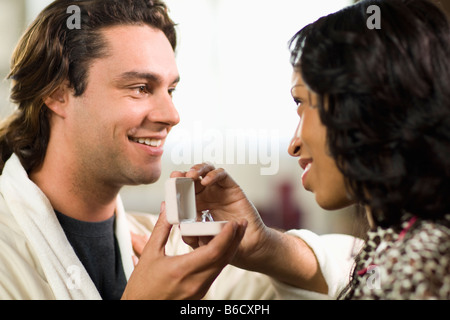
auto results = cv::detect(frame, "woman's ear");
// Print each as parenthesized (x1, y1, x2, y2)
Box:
(43, 84, 70, 118)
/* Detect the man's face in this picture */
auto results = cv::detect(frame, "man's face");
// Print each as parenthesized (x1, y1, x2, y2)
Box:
(66, 25, 180, 187)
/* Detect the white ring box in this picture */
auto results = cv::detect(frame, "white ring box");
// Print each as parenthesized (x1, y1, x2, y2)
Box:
(165, 177, 228, 236)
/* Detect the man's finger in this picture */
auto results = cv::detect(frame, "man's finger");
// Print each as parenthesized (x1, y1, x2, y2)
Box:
(178, 221, 241, 271)
(182, 235, 200, 249)
(131, 232, 149, 258)
(144, 202, 172, 256)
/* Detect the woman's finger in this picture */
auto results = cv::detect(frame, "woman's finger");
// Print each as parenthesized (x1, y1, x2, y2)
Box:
(170, 170, 186, 178)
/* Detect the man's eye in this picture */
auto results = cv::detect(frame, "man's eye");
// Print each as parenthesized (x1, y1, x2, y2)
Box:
(136, 85, 149, 94)
(168, 88, 176, 97)
(128, 85, 151, 97)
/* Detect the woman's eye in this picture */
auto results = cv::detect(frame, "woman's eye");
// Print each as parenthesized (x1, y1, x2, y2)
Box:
(294, 98, 303, 107)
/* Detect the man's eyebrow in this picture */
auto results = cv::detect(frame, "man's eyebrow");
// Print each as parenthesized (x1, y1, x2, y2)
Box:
(113, 71, 180, 85)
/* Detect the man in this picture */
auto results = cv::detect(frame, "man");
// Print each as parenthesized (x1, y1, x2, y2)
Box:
(0, 0, 258, 299)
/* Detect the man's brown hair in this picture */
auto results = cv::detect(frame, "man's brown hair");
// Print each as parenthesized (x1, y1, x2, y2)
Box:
(0, 0, 177, 173)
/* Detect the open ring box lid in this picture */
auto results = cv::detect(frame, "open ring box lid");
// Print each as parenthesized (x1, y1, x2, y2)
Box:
(165, 177, 228, 236)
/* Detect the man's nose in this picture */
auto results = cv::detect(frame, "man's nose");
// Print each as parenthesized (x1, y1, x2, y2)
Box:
(148, 92, 180, 127)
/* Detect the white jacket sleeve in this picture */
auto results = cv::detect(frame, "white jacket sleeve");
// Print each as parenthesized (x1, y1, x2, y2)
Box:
(271, 230, 362, 299)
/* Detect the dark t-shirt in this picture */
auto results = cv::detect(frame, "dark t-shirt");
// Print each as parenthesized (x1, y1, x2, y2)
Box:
(55, 211, 127, 300)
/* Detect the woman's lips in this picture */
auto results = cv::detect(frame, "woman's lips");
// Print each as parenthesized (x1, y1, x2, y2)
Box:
(299, 158, 312, 170)
(299, 158, 313, 187)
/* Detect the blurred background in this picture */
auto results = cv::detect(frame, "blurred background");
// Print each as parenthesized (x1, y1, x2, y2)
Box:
(0, 0, 367, 235)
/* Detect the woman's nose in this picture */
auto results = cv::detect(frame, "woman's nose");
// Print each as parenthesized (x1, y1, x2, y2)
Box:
(288, 121, 302, 157)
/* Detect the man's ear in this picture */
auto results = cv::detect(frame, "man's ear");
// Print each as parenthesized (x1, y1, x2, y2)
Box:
(43, 85, 71, 118)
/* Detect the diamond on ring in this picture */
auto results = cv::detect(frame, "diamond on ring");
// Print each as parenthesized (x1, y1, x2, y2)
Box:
(201, 210, 214, 222)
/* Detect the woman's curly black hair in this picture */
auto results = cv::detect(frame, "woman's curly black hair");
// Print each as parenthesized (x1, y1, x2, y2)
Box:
(289, 0, 450, 228)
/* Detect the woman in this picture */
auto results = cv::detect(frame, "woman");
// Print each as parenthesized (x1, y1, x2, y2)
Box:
(174, 0, 450, 299)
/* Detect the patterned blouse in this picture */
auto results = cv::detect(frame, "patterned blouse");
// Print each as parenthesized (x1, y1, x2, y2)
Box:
(340, 214, 450, 299)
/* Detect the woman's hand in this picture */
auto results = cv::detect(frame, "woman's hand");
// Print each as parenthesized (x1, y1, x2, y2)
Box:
(170, 163, 276, 271)
(171, 163, 328, 294)
(122, 202, 247, 300)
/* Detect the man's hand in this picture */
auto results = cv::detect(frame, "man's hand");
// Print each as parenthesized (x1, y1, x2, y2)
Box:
(122, 202, 247, 300)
